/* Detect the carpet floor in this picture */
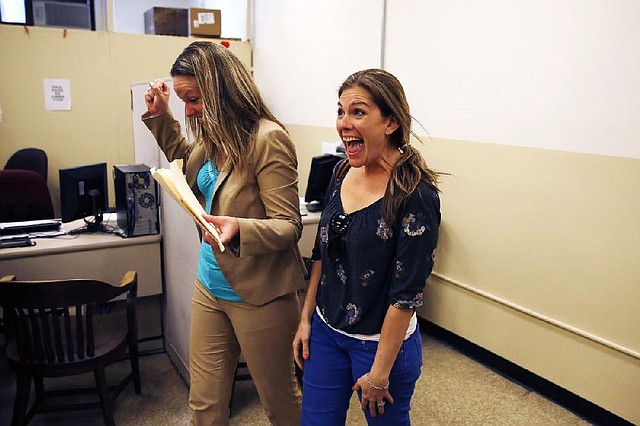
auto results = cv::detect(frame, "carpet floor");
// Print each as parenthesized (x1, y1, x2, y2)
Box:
(0, 332, 592, 425)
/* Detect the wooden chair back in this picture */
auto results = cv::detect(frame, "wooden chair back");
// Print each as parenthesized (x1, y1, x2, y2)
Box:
(0, 271, 141, 426)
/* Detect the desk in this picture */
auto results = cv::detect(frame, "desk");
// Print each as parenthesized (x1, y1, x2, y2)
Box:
(0, 215, 162, 297)
(299, 210, 321, 257)
(0, 216, 164, 351)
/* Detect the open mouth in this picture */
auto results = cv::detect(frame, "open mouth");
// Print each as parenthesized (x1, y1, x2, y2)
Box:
(343, 137, 364, 156)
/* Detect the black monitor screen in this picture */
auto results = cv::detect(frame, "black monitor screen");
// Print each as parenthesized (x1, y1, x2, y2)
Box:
(59, 162, 108, 223)
(304, 154, 344, 212)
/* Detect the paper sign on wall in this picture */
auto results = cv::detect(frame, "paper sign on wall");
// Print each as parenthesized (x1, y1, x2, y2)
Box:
(43, 79, 71, 111)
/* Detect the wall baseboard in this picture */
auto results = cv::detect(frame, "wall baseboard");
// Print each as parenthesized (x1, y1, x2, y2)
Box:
(165, 340, 190, 386)
(418, 317, 633, 426)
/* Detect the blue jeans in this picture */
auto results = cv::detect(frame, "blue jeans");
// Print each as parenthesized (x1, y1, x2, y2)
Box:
(301, 312, 423, 425)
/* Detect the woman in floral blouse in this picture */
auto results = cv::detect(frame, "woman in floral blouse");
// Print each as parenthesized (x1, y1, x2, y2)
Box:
(293, 69, 442, 425)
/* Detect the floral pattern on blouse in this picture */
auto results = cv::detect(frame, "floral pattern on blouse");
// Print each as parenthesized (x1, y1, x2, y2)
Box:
(336, 264, 347, 284)
(360, 269, 375, 287)
(393, 292, 424, 309)
(376, 219, 393, 240)
(346, 303, 361, 325)
(394, 260, 405, 280)
(311, 163, 441, 335)
(319, 225, 329, 244)
(401, 213, 426, 237)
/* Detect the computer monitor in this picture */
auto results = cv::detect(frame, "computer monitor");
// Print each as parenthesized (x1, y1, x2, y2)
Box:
(59, 162, 109, 230)
(304, 154, 344, 212)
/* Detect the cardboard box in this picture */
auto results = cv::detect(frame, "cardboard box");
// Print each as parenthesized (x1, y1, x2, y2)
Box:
(189, 8, 221, 38)
(144, 7, 188, 37)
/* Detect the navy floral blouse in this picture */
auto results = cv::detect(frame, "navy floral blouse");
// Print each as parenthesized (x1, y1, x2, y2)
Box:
(311, 163, 441, 335)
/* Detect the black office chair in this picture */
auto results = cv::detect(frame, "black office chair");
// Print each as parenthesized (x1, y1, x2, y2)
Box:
(0, 169, 54, 222)
(4, 148, 48, 181)
(0, 271, 141, 426)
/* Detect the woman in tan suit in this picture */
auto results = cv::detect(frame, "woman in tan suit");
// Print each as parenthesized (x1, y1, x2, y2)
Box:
(143, 41, 305, 426)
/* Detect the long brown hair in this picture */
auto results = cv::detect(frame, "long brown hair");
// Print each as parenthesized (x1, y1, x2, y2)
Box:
(338, 69, 442, 224)
(170, 41, 285, 169)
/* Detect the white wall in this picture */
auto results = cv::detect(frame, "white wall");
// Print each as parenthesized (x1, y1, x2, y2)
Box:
(112, 0, 248, 40)
(255, 0, 640, 159)
(385, 0, 640, 159)
(252, 0, 384, 128)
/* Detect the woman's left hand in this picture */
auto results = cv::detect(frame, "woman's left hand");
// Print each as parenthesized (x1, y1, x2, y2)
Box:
(201, 214, 239, 247)
(353, 373, 394, 418)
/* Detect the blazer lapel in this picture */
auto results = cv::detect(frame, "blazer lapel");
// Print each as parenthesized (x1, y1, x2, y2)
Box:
(212, 166, 230, 203)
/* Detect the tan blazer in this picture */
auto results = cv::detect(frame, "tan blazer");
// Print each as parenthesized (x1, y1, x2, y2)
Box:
(143, 110, 306, 305)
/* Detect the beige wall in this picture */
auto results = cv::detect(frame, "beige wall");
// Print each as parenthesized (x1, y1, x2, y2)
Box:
(0, 25, 249, 216)
(289, 124, 640, 424)
(426, 138, 639, 422)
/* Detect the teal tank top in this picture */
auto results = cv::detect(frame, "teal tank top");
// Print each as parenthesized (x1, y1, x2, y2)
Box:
(196, 161, 243, 302)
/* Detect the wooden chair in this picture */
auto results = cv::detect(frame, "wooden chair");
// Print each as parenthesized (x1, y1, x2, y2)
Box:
(0, 271, 141, 426)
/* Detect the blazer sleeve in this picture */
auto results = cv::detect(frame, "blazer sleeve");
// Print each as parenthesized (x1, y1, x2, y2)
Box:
(142, 109, 194, 166)
(234, 124, 303, 257)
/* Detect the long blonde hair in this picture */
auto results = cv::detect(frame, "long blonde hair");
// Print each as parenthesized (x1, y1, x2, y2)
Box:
(170, 41, 285, 169)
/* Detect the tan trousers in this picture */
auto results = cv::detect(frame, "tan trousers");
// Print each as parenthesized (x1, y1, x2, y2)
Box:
(189, 280, 302, 426)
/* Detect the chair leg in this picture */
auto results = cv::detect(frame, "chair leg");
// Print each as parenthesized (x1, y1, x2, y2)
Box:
(94, 365, 115, 426)
(11, 373, 31, 426)
(128, 338, 141, 394)
(32, 375, 45, 404)
(27, 375, 46, 423)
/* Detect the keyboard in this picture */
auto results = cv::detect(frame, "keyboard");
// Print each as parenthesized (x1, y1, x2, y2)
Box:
(0, 218, 63, 235)
(0, 234, 34, 248)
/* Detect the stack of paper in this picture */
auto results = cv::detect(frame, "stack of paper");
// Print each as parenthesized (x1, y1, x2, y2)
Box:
(151, 160, 225, 252)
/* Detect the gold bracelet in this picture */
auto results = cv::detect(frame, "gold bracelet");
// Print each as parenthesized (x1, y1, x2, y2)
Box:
(365, 373, 389, 390)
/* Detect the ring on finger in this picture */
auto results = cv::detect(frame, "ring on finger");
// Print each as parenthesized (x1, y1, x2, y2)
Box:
(377, 401, 385, 407)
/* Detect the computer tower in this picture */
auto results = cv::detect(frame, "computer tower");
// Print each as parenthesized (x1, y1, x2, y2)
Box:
(113, 164, 159, 238)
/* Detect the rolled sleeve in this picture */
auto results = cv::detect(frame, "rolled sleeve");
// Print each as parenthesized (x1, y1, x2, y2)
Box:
(389, 184, 441, 310)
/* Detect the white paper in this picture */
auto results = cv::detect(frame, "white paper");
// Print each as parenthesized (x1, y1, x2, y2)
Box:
(198, 12, 215, 24)
(43, 79, 71, 111)
(151, 160, 225, 251)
